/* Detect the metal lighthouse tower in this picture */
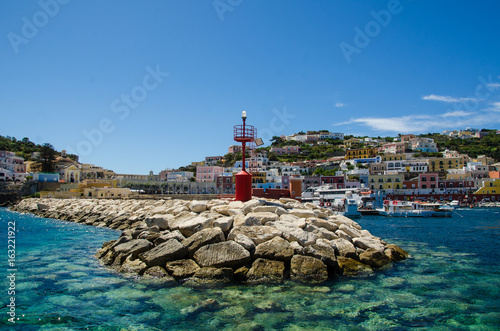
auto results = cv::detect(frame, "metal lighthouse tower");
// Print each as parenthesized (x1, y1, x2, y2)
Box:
(233, 111, 256, 202)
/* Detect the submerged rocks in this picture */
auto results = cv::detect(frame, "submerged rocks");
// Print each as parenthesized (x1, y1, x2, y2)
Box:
(194, 241, 251, 268)
(12, 197, 410, 284)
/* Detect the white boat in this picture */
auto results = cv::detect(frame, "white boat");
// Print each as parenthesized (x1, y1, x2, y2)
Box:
(301, 185, 367, 218)
(376, 200, 452, 217)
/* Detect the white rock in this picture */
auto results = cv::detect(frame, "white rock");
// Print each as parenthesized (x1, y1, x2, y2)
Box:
(279, 214, 306, 228)
(245, 212, 279, 224)
(232, 234, 255, 251)
(213, 216, 234, 232)
(352, 238, 385, 252)
(189, 201, 207, 213)
(339, 224, 362, 238)
(289, 208, 317, 218)
(178, 216, 215, 237)
(336, 229, 353, 242)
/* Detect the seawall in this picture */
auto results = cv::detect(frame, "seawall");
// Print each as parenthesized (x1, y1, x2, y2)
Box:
(11, 197, 409, 284)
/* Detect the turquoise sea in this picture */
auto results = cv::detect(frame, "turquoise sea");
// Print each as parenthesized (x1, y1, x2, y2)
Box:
(0, 206, 499, 330)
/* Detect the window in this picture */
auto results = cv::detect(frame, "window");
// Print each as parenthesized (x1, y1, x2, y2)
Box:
(422, 184, 427, 189)
(422, 177, 427, 181)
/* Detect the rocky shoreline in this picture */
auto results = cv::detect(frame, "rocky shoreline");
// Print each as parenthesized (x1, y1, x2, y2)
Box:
(11, 197, 409, 284)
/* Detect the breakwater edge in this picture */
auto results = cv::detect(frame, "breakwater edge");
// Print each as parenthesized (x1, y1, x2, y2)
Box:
(11, 197, 408, 283)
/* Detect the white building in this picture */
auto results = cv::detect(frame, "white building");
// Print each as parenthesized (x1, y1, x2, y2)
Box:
(411, 138, 438, 153)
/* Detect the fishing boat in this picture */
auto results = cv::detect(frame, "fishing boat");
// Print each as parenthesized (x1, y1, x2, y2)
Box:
(301, 185, 369, 218)
(376, 200, 452, 217)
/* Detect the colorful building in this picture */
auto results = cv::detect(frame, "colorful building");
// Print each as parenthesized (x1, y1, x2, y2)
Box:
(196, 166, 224, 182)
(345, 148, 378, 160)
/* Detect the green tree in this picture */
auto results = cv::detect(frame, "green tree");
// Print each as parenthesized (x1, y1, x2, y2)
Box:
(38, 143, 56, 173)
(270, 136, 284, 146)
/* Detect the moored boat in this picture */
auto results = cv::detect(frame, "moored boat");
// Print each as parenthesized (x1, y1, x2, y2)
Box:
(376, 200, 452, 217)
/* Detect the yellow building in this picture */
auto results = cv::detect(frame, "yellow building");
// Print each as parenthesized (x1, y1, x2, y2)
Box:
(368, 173, 404, 190)
(381, 154, 406, 162)
(474, 179, 500, 195)
(427, 157, 461, 172)
(191, 161, 205, 167)
(252, 172, 267, 184)
(345, 148, 378, 160)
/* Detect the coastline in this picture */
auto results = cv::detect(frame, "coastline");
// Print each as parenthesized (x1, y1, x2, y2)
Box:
(11, 197, 409, 284)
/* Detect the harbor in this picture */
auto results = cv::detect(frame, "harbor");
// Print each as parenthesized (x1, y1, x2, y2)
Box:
(2, 205, 498, 330)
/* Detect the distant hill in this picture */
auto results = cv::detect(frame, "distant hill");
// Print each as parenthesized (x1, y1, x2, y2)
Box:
(0, 135, 78, 161)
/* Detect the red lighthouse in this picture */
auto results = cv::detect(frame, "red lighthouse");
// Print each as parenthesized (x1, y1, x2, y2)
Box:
(233, 111, 256, 202)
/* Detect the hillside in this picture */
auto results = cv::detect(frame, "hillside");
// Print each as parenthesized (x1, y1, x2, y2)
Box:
(0, 135, 78, 161)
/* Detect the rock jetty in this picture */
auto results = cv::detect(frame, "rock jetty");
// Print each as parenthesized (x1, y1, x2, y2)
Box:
(11, 197, 409, 283)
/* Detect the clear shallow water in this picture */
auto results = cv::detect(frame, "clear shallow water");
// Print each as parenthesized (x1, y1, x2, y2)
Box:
(0, 207, 499, 330)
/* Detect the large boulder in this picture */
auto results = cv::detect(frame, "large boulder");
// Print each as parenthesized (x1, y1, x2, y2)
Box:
(289, 209, 317, 218)
(182, 227, 225, 257)
(339, 224, 362, 238)
(119, 256, 148, 275)
(279, 214, 306, 228)
(254, 236, 294, 262)
(139, 239, 188, 267)
(303, 242, 337, 268)
(359, 248, 391, 268)
(337, 257, 373, 277)
(307, 218, 339, 232)
(190, 267, 234, 283)
(193, 241, 251, 268)
(246, 212, 281, 224)
(165, 259, 200, 279)
(227, 226, 282, 245)
(188, 201, 207, 213)
(113, 239, 154, 260)
(242, 199, 265, 214)
(145, 214, 173, 230)
(178, 216, 214, 237)
(290, 255, 328, 282)
(232, 234, 255, 251)
(332, 238, 358, 259)
(352, 237, 385, 252)
(384, 244, 409, 261)
(212, 216, 234, 232)
(267, 221, 312, 246)
(246, 258, 285, 282)
(154, 230, 186, 245)
(143, 266, 175, 280)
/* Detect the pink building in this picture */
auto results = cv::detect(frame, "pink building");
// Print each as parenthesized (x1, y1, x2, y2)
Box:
(270, 146, 300, 155)
(419, 173, 439, 190)
(228, 145, 242, 154)
(196, 166, 224, 182)
(320, 175, 345, 188)
(0, 151, 26, 173)
(380, 142, 406, 154)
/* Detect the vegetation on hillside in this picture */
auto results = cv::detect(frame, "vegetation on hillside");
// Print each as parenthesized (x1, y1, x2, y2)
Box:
(0, 135, 78, 162)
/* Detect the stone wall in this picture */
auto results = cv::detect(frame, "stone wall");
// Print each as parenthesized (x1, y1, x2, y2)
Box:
(11, 197, 409, 284)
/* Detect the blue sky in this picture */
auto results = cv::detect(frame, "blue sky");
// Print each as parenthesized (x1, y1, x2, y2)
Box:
(1, 0, 499, 174)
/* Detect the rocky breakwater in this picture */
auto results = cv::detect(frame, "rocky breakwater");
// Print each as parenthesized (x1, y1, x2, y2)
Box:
(12, 197, 409, 284)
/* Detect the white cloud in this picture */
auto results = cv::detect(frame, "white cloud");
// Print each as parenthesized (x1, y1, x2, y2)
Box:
(335, 111, 500, 134)
(488, 102, 500, 112)
(441, 110, 474, 118)
(335, 102, 345, 108)
(488, 83, 500, 89)
(422, 94, 478, 103)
